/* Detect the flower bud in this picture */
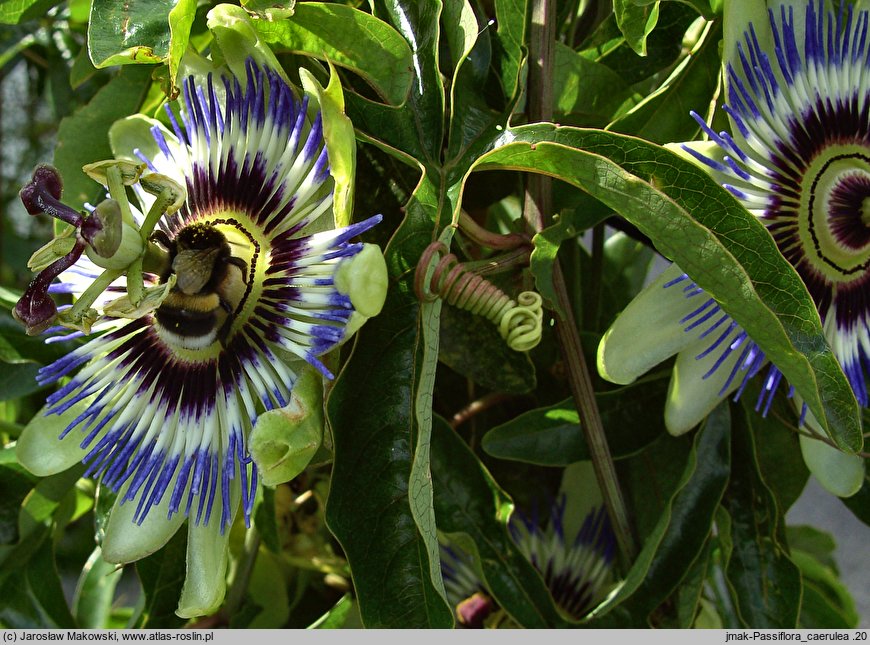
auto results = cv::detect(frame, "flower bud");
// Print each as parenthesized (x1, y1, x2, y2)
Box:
(19, 164, 82, 227)
(13, 284, 58, 335)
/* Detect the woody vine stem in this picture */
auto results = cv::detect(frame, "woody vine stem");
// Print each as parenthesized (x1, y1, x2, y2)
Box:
(523, 0, 638, 566)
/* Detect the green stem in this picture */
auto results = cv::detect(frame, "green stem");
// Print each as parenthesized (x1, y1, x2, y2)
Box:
(70, 268, 124, 319)
(522, 0, 637, 567)
(139, 188, 175, 240)
(224, 526, 261, 617)
(106, 166, 134, 226)
(458, 210, 528, 250)
(462, 247, 531, 276)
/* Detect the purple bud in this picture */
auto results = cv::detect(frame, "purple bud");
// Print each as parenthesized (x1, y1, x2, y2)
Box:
(13, 283, 58, 335)
(19, 164, 83, 227)
(12, 239, 86, 335)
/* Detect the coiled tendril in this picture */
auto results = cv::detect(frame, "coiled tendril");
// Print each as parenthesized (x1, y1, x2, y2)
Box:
(415, 242, 543, 351)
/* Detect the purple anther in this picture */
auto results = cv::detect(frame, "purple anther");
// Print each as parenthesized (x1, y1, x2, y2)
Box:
(19, 164, 83, 227)
(13, 239, 86, 335)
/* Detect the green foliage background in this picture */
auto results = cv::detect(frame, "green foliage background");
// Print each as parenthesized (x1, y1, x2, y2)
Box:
(0, 0, 866, 629)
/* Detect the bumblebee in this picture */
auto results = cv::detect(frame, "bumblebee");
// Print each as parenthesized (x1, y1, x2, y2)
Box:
(150, 223, 249, 350)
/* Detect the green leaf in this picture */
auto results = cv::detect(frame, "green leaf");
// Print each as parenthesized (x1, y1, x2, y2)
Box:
(840, 472, 870, 527)
(553, 42, 634, 126)
(0, 465, 36, 546)
(0, 363, 42, 401)
(72, 546, 123, 629)
(373, 0, 445, 161)
(0, 312, 75, 367)
(133, 526, 188, 628)
(254, 487, 280, 555)
(431, 416, 564, 627)
(0, 541, 75, 628)
(742, 393, 809, 515)
(613, 0, 660, 56)
(789, 543, 859, 628)
(481, 376, 668, 466)
(253, 3, 413, 106)
(445, 0, 526, 167)
(167, 0, 197, 92)
(0, 466, 84, 569)
(674, 538, 714, 628)
(0, 0, 61, 25)
(54, 65, 154, 208)
(325, 181, 452, 628)
(786, 525, 838, 570)
(719, 406, 802, 628)
(88, 0, 175, 67)
(586, 3, 698, 85)
(588, 402, 731, 626)
(608, 19, 721, 143)
(439, 304, 536, 394)
(308, 594, 354, 629)
(474, 124, 862, 453)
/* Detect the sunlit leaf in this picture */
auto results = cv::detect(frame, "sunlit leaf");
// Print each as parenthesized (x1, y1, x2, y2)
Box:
(474, 124, 862, 453)
(253, 2, 413, 105)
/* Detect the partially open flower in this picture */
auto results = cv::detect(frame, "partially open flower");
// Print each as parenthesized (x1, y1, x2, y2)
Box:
(598, 0, 867, 496)
(15, 59, 387, 617)
(440, 498, 615, 626)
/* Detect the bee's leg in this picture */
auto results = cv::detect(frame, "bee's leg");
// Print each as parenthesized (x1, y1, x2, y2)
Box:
(227, 256, 249, 282)
(149, 229, 173, 249)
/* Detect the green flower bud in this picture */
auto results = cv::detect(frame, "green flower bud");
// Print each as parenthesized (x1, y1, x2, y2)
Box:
(335, 243, 388, 319)
(249, 367, 324, 486)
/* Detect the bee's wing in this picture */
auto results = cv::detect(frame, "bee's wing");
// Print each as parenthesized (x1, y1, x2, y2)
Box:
(173, 248, 220, 294)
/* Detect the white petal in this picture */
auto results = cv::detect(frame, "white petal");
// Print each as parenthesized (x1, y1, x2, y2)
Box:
(176, 481, 240, 618)
(597, 263, 702, 385)
(16, 398, 97, 477)
(797, 406, 865, 498)
(102, 481, 188, 564)
(664, 334, 745, 436)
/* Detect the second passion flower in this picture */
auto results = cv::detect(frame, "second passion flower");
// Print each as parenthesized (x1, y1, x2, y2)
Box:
(15, 59, 387, 615)
(598, 0, 867, 496)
